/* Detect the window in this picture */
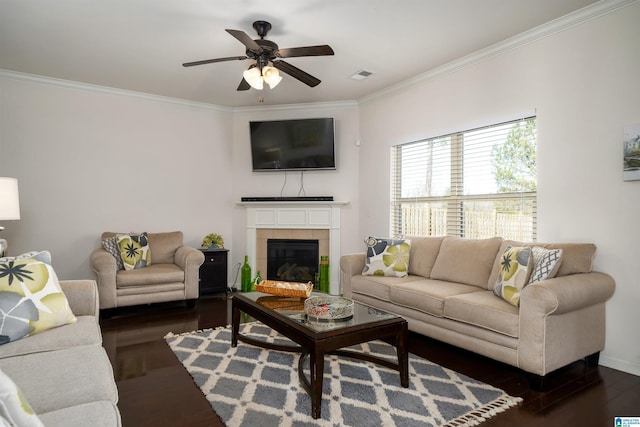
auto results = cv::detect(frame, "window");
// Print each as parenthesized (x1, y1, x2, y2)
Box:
(391, 117, 537, 241)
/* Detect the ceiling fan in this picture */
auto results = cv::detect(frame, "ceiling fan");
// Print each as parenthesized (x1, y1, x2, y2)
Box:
(182, 20, 334, 91)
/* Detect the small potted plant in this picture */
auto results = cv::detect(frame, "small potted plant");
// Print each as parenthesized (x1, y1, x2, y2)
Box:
(201, 233, 224, 249)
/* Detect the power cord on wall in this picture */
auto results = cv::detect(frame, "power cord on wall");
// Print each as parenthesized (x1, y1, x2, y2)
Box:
(229, 262, 241, 292)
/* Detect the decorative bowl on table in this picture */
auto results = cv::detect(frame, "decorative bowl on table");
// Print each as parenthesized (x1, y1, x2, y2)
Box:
(304, 296, 354, 321)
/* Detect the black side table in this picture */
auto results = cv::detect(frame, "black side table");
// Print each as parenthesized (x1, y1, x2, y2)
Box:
(198, 248, 229, 295)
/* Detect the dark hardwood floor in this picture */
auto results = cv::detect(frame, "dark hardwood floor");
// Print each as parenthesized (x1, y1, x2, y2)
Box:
(100, 294, 640, 427)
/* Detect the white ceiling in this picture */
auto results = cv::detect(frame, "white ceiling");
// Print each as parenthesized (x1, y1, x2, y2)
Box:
(0, 0, 600, 108)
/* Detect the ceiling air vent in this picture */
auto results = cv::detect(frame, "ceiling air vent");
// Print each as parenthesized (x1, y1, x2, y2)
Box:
(350, 70, 373, 81)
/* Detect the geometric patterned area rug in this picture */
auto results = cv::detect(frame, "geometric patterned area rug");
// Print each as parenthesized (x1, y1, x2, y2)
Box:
(165, 322, 521, 427)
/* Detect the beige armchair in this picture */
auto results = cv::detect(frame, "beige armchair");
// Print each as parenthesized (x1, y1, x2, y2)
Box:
(90, 231, 205, 312)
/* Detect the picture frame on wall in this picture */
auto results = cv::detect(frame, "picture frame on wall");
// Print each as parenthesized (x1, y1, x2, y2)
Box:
(623, 123, 640, 181)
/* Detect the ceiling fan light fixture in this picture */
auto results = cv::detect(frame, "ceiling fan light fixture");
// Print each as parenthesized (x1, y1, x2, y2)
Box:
(243, 67, 263, 90)
(262, 66, 282, 89)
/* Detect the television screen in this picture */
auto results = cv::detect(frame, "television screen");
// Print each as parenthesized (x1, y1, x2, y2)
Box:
(249, 118, 336, 171)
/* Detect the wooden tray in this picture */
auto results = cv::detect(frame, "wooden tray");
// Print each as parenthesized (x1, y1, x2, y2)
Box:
(255, 280, 313, 298)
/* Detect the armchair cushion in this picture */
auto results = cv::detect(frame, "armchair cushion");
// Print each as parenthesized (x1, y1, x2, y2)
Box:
(116, 264, 184, 287)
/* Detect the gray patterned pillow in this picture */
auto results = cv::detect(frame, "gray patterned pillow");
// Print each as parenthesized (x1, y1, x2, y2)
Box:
(102, 237, 124, 270)
(0, 250, 51, 265)
(528, 247, 563, 283)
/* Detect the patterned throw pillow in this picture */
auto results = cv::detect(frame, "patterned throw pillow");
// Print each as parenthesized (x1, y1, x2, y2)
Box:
(528, 247, 563, 283)
(117, 232, 151, 271)
(102, 237, 124, 270)
(0, 369, 44, 427)
(362, 237, 411, 278)
(0, 251, 51, 265)
(0, 257, 77, 346)
(493, 246, 533, 307)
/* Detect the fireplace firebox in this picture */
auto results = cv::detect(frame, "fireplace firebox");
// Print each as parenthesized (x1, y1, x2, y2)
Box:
(267, 239, 319, 283)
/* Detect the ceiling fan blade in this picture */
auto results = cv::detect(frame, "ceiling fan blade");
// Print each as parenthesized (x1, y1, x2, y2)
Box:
(182, 56, 248, 67)
(226, 29, 262, 53)
(276, 45, 334, 58)
(237, 77, 251, 91)
(272, 60, 321, 87)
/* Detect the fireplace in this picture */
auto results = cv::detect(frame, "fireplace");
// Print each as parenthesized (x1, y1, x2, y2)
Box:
(267, 239, 319, 282)
(240, 201, 347, 294)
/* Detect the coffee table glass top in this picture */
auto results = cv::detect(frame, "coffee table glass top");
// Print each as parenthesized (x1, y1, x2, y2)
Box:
(238, 291, 400, 333)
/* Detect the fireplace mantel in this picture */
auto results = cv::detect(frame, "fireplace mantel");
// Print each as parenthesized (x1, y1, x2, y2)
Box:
(238, 200, 348, 295)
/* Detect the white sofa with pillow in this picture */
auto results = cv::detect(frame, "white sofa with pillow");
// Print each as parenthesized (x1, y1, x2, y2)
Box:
(0, 252, 120, 426)
(340, 236, 616, 390)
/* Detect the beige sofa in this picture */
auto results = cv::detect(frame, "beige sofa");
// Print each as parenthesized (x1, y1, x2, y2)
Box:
(0, 280, 120, 426)
(90, 231, 205, 312)
(340, 236, 615, 389)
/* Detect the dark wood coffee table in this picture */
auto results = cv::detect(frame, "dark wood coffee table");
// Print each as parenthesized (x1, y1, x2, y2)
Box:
(231, 291, 409, 419)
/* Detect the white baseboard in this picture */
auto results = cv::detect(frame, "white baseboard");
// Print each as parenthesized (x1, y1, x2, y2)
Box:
(600, 353, 640, 376)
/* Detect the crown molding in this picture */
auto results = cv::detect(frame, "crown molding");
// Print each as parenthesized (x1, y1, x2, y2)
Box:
(0, 69, 234, 113)
(233, 100, 358, 114)
(358, 0, 639, 105)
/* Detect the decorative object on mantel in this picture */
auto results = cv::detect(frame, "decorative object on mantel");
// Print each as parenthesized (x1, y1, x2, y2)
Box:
(201, 233, 224, 249)
(0, 177, 21, 257)
(166, 323, 523, 427)
(623, 123, 640, 181)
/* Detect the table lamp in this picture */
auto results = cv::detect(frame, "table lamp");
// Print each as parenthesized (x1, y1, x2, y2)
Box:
(0, 177, 21, 257)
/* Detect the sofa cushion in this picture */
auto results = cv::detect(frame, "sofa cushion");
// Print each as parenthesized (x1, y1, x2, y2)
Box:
(116, 263, 185, 287)
(444, 290, 520, 338)
(0, 346, 118, 415)
(430, 236, 502, 288)
(350, 274, 423, 302)
(148, 231, 183, 265)
(493, 246, 533, 307)
(488, 241, 596, 288)
(0, 316, 100, 359)
(117, 233, 151, 270)
(528, 247, 563, 283)
(406, 236, 444, 278)
(362, 237, 411, 278)
(39, 400, 121, 427)
(390, 279, 483, 317)
(0, 258, 77, 346)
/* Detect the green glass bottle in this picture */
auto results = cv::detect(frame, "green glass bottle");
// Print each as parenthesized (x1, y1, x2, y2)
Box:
(241, 256, 252, 292)
(319, 255, 330, 293)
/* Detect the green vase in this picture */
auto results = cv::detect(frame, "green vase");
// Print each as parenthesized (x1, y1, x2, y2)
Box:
(241, 256, 252, 292)
(319, 256, 330, 293)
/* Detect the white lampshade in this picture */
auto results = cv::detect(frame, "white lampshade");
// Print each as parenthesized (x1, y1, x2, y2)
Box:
(243, 67, 263, 90)
(0, 177, 20, 221)
(262, 66, 282, 89)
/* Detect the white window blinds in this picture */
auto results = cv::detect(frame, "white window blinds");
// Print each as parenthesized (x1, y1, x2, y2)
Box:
(391, 117, 537, 240)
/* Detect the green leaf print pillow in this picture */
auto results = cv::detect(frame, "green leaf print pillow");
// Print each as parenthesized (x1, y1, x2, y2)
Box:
(362, 237, 412, 278)
(0, 255, 77, 345)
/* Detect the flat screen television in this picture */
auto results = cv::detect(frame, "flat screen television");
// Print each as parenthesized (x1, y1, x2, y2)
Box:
(249, 118, 336, 171)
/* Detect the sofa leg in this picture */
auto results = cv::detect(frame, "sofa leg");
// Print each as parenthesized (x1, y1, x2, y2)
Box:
(185, 299, 197, 309)
(527, 373, 547, 392)
(585, 352, 600, 367)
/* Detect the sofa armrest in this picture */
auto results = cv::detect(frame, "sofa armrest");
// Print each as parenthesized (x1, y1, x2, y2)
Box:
(518, 271, 615, 375)
(60, 280, 100, 318)
(90, 247, 118, 309)
(175, 246, 205, 299)
(339, 253, 366, 298)
(520, 271, 615, 315)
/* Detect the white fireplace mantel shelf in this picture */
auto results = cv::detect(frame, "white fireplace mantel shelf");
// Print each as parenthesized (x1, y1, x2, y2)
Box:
(238, 200, 349, 295)
(236, 200, 349, 207)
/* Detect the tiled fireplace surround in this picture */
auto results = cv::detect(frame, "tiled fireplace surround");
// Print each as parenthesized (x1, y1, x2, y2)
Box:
(240, 202, 345, 295)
